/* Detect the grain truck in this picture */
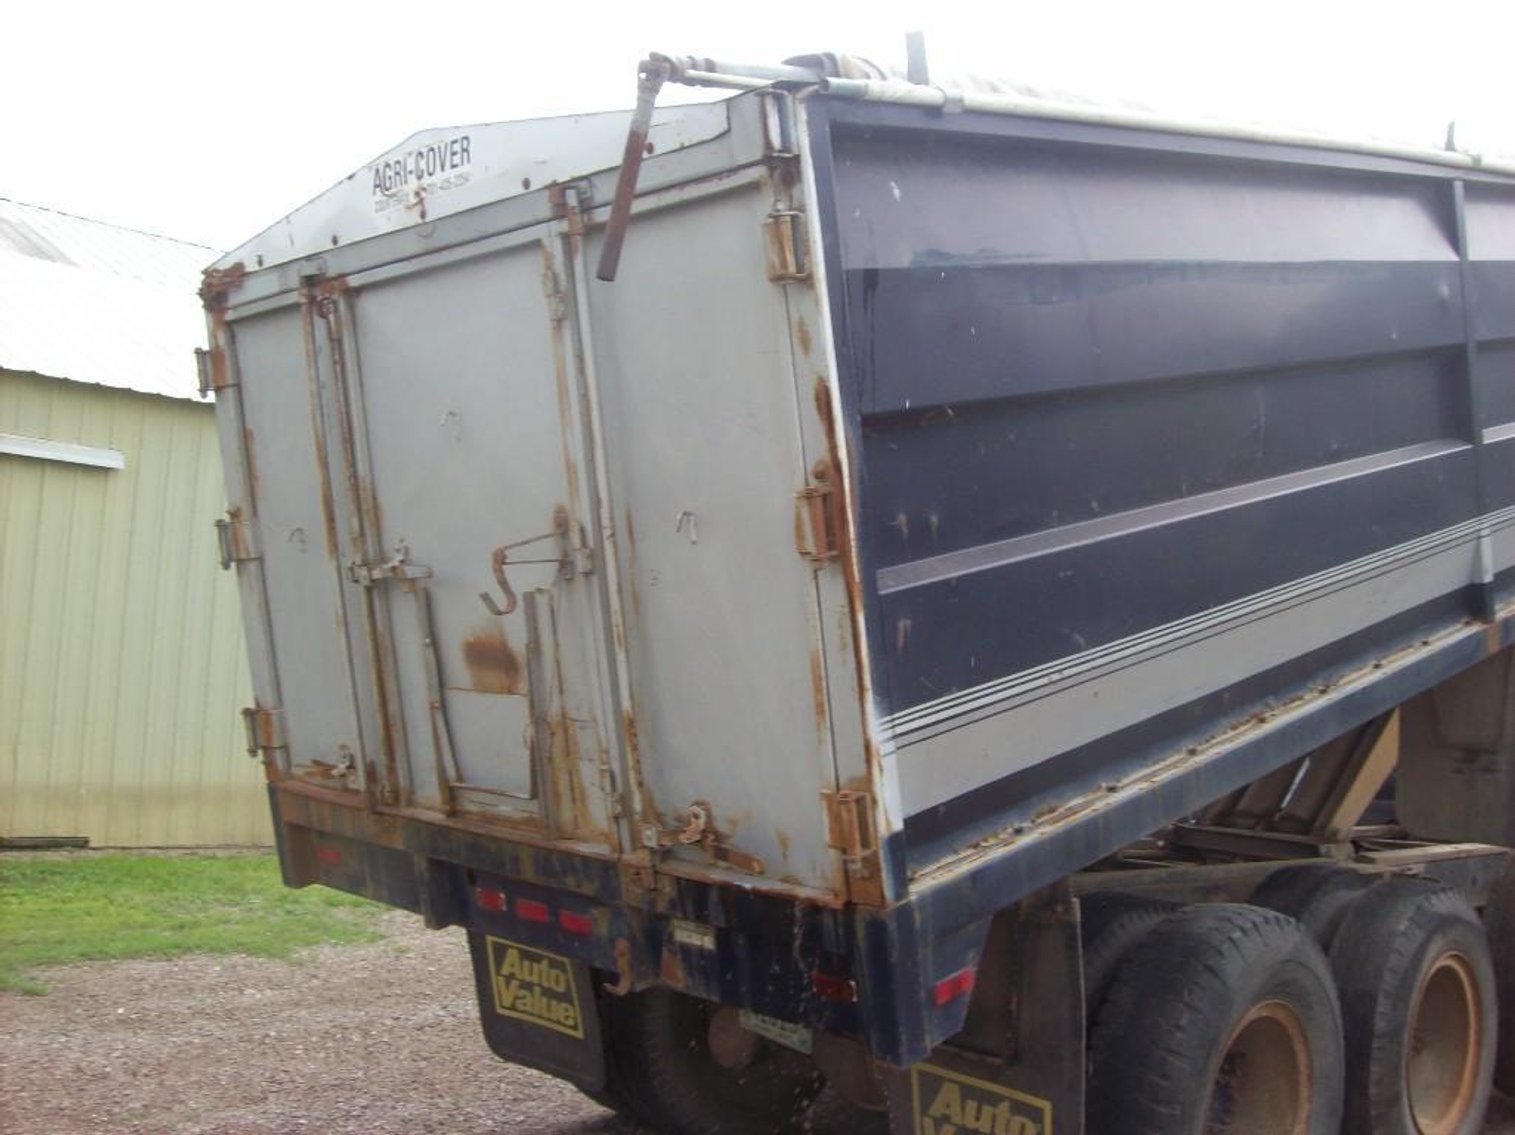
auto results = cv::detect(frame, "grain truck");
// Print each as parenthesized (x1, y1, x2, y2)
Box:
(201, 51, 1515, 1135)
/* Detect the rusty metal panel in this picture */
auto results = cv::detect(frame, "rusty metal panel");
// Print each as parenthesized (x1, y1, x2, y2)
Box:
(582, 180, 846, 893)
(220, 306, 372, 788)
(0, 370, 263, 846)
(208, 91, 855, 892)
(332, 241, 615, 843)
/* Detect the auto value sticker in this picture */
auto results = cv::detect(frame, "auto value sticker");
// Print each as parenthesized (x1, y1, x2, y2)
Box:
(485, 936, 585, 1039)
(910, 1063, 1052, 1135)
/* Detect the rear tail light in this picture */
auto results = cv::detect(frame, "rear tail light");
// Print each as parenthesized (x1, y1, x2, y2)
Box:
(933, 966, 977, 1007)
(813, 971, 858, 1003)
(474, 886, 506, 912)
(515, 897, 551, 924)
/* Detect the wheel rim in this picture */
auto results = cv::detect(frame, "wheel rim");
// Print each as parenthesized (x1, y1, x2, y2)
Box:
(1203, 1000, 1311, 1135)
(1407, 951, 1481, 1135)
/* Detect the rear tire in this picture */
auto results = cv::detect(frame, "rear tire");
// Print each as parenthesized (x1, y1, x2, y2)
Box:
(601, 987, 822, 1135)
(1331, 879, 1497, 1135)
(1484, 855, 1515, 1095)
(1078, 892, 1176, 1022)
(1087, 903, 1343, 1135)
(1250, 863, 1372, 949)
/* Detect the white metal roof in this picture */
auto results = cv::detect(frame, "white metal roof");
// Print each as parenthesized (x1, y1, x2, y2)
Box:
(0, 199, 216, 401)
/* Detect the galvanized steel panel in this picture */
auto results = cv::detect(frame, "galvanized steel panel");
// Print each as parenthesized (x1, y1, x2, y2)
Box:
(0, 200, 212, 401)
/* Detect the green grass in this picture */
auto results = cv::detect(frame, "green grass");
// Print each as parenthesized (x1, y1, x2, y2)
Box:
(0, 853, 385, 994)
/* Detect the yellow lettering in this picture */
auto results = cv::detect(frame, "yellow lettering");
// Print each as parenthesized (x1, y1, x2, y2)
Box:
(929, 1081, 964, 1123)
(922, 1122, 959, 1135)
(1008, 1120, 1040, 1135)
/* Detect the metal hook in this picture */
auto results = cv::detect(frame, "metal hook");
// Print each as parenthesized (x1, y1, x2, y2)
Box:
(479, 544, 519, 616)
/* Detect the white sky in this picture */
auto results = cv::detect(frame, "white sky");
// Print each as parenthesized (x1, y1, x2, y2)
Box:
(6, 0, 1513, 251)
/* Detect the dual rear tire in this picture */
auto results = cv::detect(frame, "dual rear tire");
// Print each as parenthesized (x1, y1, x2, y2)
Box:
(1084, 875, 1500, 1135)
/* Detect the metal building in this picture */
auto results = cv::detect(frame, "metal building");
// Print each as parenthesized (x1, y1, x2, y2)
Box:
(0, 199, 266, 846)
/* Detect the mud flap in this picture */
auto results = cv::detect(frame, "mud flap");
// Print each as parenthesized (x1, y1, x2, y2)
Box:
(884, 890, 1085, 1135)
(467, 931, 607, 1093)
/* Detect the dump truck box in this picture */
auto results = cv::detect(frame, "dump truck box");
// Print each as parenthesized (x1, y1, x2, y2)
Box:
(205, 59, 1515, 1115)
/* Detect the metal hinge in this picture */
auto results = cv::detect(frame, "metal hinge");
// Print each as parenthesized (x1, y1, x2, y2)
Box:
(763, 210, 810, 283)
(823, 788, 887, 906)
(214, 510, 258, 570)
(195, 346, 233, 398)
(794, 476, 841, 564)
(241, 706, 286, 759)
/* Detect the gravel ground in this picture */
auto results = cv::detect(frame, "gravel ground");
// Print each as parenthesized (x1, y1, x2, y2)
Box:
(1, 911, 1510, 1134)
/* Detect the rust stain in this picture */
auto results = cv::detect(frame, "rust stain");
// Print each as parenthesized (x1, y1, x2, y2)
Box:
(625, 507, 641, 618)
(775, 828, 792, 862)
(545, 711, 611, 847)
(540, 243, 582, 508)
(809, 647, 829, 737)
(812, 377, 887, 809)
(659, 944, 688, 990)
(242, 427, 259, 494)
(462, 626, 524, 694)
(620, 708, 663, 835)
(198, 262, 247, 313)
(795, 314, 813, 357)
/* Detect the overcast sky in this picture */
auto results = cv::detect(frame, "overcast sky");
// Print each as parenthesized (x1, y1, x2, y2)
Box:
(7, 0, 1513, 251)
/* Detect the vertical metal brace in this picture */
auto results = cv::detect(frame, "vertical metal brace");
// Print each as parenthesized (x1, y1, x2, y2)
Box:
(411, 583, 461, 814)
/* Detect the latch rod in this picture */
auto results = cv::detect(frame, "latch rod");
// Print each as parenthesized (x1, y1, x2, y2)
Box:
(596, 56, 671, 282)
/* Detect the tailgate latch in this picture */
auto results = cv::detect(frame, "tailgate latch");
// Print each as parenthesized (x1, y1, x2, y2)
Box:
(347, 540, 433, 587)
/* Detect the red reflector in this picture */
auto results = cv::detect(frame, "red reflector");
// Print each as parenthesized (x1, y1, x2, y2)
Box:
(558, 910, 594, 936)
(516, 898, 551, 924)
(933, 967, 977, 1007)
(474, 886, 506, 912)
(313, 845, 343, 867)
(812, 972, 857, 1003)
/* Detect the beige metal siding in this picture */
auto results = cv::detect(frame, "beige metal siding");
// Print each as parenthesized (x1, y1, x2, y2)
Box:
(0, 369, 266, 845)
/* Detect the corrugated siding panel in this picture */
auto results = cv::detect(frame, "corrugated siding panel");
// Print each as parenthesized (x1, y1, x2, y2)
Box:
(0, 369, 265, 845)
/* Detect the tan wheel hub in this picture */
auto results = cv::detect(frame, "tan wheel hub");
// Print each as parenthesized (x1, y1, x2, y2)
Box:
(1407, 952, 1481, 1135)
(1203, 1000, 1311, 1135)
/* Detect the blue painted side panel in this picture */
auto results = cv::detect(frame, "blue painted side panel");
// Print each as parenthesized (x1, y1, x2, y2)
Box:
(808, 100, 1515, 875)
